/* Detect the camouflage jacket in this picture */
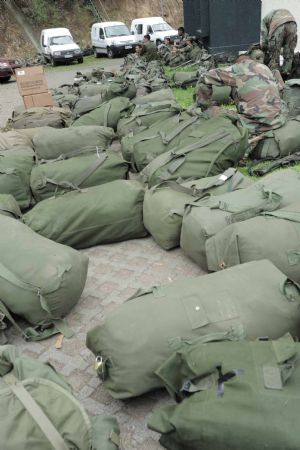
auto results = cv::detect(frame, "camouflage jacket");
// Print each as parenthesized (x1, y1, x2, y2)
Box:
(140, 41, 158, 62)
(261, 9, 296, 44)
(198, 59, 287, 134)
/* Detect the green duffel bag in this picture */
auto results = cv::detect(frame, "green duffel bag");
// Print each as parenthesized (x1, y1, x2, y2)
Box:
(72, 94, 104, 117)
(24, 180, 147, 249)
(251, 116, 300, 159)
(172, 71, 198, 88)
(149, 333, 300, 450)
(0, 130, 32, 150)
(143, 168, 252, 250)
(0, 215, 88, 341)
(79, 78, 136, 100)
(141, 115, 248, 187)
(53, 93, 78, 109)
(0, 146, 34, 210)
(33, 125, 115, 160)
(0, 194, 21, 219)
(181, 169, 300, 270)
(31, 148, 129, 202)
(7, 107, 72, 129)
(132, 88, 175, 105)
(117, 100, 182, 138)
(121, 113, 206, 170)
(86, 259, 300, 399)
(72, 97, 133, 130)
(206, 201, 300, 282)
(0, 345, 121, 450)
(283, 79, 300, 118)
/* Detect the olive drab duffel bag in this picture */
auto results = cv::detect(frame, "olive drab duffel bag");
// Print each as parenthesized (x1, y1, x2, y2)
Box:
(116, 100, 182, 139)
(0, 345, 121, 450)
(72, 97, 133, 130)
(143, 168, 252, 250)
(149, 334, 300, 450)
(180, 169, 300, 270)
(79, 77, 136, 100)
(86, 260, 300, 399)
(30, 148, 129, 202)
(0, 194, 21, 219)
(141, 115, 248, 187)
(0, 215, 88, 342)
(251, 116, 300, 159)
(7, 107, 72, 129)
(206, 201, 300, 282)
(72, 94, 104, 117)
(0, 146, 35, 210)
(132, 88, 176, 105)
(283, 79, 300, 118)
(0, 130, 32, 150)
(33, 125, 115, 160)
(24, 180, 147, 249)
(120, 113, 203, 166)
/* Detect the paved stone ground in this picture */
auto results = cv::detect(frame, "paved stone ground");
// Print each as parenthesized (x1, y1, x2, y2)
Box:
(1, 58, 204, 448)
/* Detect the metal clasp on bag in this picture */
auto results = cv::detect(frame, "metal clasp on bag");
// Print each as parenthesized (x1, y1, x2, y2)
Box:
(95, 355, 106, 380)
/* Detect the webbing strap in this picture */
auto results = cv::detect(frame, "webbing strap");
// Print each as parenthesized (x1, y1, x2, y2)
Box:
(75, 152, 107, 187)
(102, 101, 111, 128)
(10, 383, 69, 450)
(38, 146, 106, 164)
(160, 116, 198, 144)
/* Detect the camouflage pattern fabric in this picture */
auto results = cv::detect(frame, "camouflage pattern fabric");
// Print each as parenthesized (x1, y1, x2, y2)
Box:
(197, 59, 287, 134)
(178, 32, 189, 48)
(261, 9, 297, 73)
(140, 41, 158, 62)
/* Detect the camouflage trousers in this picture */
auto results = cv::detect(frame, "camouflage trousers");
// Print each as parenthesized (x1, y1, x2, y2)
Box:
(268, 22, 297, 73)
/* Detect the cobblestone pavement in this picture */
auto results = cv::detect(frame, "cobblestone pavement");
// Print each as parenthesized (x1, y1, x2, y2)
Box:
(2, 58, 204, 448)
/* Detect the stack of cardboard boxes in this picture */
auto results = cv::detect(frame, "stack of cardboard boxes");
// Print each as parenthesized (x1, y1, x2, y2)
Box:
(15, 66, 54, 109)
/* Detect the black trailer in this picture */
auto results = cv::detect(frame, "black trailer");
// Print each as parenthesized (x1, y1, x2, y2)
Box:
(183, 0, 262, 55)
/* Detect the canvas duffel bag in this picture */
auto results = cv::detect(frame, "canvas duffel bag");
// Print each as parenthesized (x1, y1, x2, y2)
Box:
(0, 146, 34, 210)
(0, 345, 121, 450)
(72, 94, 104, 117)
(72, 97, 133, 130)
(31, 148, 129, 202)
(86, 260, 300, 399)
(141, 115, 248, 187)
(132, 88, 175, 105)
(121, 113, 206, 169)
(172, 71, 198, 88)
(79, 77, 136, 100)
(7, 107, 72, 129)
(181, 169, 300, 270)
(0, 215, 88, 341)
(24, 180, 147, 249)
(0, 194, 21, 219)
(116, 101, 182, 138)
(33, 125, 115, 160)
(283, 79, 300, 118)
(251, 116, 300, 159)
(206, 201, 300, 282)
(0, 130, 32, 151)
(143, 168, 252, 250)
(149, 333, 300, 450)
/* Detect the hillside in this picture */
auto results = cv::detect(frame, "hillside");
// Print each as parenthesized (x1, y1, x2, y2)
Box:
(0, 0, 183, 58)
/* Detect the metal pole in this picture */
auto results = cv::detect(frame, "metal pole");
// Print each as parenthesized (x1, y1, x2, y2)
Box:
(160, 0, 165, 17)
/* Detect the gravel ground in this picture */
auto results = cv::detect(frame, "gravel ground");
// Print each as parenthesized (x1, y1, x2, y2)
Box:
(1, 57, 203, 449)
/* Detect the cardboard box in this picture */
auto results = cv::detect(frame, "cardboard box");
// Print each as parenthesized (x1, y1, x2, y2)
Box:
(15, 66, 49, 96)
(23, 92, 54, 109)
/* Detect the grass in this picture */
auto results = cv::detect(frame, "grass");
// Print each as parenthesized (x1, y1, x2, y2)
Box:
(44, 55, 111, 72)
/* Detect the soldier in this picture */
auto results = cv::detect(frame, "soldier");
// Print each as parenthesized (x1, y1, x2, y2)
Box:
(177, 27, 189, 47)
(261, 9, 297, 75)
(140, 34, 158, 62)
(196, 54, 287, 135)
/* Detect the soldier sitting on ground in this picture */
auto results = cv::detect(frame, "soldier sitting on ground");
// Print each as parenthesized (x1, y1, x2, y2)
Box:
(261, 9, 297, 76)
(140, 34, 158, 62)
(196, 54, 287, 137)
(177, 26, 189, 47)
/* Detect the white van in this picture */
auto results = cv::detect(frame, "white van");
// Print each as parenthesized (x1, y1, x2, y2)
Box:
(91, 22, 137, 58)
(131, 17, 178, 45)
(40, 28, 83, 66)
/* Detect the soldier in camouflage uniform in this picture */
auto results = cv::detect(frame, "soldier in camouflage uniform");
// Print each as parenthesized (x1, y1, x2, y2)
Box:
(177, 27, 189, 47)
(140, 34, 158, 62)
(196, 54, 287, 135)
(261, 9, 297, 74)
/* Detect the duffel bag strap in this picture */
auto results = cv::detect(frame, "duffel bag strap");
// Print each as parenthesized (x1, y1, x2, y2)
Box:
(160, 116, 198, 144)
(248, 152, 300, 176)
(75, 152, 108, 187)
(103, 101, 112, 128)
(10, 382, 70, 450)
(38, 145, 106, 164)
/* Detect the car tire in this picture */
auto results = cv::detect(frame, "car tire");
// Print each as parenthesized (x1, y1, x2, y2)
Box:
(50, 57, 57, 67)
(107, 47, 114, 59)
(78, 57, 84, 64)
(93, 48, 100, 58)
(0, 76, 11, 83)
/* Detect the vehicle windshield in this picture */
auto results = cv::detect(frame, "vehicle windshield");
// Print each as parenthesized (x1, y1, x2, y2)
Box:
(104, 25, 130, 37)
(49, 35, 74, 45)
(152, 23, 172, 32)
